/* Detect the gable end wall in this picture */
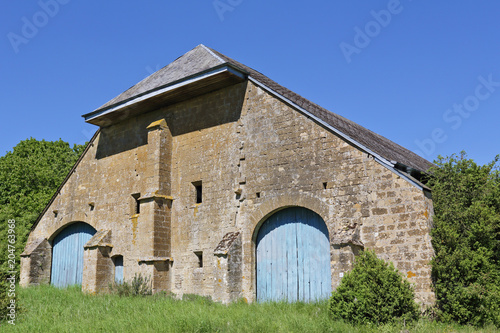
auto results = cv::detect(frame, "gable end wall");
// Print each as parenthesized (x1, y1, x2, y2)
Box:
(22, 80, 435, 305)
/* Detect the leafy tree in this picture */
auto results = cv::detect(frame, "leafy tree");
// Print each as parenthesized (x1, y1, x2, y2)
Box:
(427, 152, 500, 327)
(329, 250, 419, 325)
(0, 138, 86, 322)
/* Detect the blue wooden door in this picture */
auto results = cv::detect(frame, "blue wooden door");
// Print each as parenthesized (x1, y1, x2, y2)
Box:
(51, 222, 96, 287)
(256, 207, 331, 302)
(114, 256, 124, 284)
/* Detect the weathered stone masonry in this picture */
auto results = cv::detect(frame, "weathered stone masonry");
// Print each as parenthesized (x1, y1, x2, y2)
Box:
(21, 45, 435, 306)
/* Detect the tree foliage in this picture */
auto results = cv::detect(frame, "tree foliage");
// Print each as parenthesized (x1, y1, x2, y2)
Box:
(0, 138, 86, 322)
(329, 250, 419, 325)
(427, 152, 500, 327)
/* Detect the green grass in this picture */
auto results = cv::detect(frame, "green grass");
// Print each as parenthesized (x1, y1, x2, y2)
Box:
(1, 285, 498, 332)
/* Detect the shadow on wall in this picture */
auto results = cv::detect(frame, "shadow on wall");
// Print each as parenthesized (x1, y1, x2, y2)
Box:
(95, 83, 247, 159)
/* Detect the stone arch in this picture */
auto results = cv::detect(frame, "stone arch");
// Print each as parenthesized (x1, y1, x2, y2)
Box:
(249, 192, 332, 244)
(50, 221, 97, 287)
(255, 206, 331, 302)
(243, 192, 334, 302)
(47, 217, 97, 243)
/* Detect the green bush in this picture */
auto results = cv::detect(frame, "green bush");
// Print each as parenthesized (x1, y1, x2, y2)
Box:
(426, 153, 500, 327)
(0, 276, 8, 322)
(109, 273, 152, 296)
(0, 139, 86, 323)
(329, 250, 419, 325)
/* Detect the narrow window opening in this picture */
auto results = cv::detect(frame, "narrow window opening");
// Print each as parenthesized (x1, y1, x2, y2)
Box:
(192, 181, 202, 204)
(89, 203, 95, 211)
(196, 185, 202, 203)
(323, 182, 328, 190)
(194, 251, 203, 268)
(53, 210, 58, 218)
(256, 192, 261, 198)
(132, 193, 141, 214)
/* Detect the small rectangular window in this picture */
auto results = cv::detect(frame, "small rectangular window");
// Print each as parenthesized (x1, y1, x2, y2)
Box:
(132, 193, 141, 214)
(114, 255, 124, 284)
(192, 181, 202, 204)
(194, 251, 203, 268)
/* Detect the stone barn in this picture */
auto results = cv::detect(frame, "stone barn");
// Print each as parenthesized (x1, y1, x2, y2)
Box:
(20, 45, 435, 305)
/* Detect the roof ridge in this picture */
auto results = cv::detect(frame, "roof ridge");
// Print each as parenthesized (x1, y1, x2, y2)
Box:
(93, 45, 225, 112)
(89, 45, 433, 172)
(200, 44, 226, 64)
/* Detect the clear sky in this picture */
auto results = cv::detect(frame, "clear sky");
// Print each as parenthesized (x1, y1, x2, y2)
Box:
(2, 1, 499, 166)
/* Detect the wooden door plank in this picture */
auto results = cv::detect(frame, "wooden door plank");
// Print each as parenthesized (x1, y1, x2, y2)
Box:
(51, 223, 95, 287)
(256, 207, 331, 303)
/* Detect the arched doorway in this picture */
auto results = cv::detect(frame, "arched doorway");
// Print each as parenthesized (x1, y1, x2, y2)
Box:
(51, 222, 96, 287)
(256, 207, 331, 302)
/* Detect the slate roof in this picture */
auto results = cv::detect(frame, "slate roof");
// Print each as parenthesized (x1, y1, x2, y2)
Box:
(92, 45, 433, 172)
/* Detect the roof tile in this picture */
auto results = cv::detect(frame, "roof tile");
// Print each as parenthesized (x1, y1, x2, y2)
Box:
(94, 45, 433, 172)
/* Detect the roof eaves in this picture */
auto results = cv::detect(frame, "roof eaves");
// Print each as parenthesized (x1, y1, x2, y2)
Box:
(247, 76, 429, 191)
(247, 76, 395, 168)
(374, 159, 428, 191)
(83, 63, 248, 122)
(207, 46, 433, 173)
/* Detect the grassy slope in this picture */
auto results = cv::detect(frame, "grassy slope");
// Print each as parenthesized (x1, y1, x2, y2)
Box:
(1, 286, 496, 333)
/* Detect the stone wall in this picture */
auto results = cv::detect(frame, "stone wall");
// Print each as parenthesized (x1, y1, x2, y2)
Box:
(232, 81, 435, 305)
(20, 238, 52, 286)
(21, 80, 435, 305)
(82, 230, 113, 293)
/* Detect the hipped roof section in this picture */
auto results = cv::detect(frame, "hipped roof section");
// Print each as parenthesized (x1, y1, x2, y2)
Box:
(83, 44, 433, 172)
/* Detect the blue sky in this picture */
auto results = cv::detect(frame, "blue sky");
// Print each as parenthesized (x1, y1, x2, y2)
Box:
(1, 1, 499, 166)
